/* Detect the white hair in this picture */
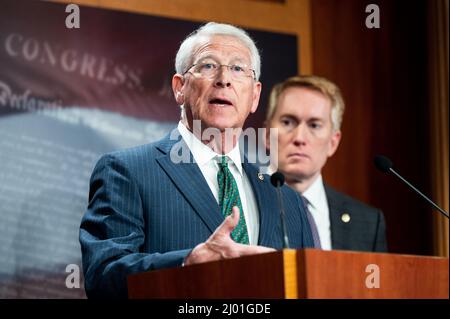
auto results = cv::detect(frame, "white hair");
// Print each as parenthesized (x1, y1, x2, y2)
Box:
(175, 22, 261, 80)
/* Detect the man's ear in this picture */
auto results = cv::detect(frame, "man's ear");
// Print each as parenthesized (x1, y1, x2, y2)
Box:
(327, 130, 342, 157)
(172, 74, 185, 105)
(250, 81, 262, 114)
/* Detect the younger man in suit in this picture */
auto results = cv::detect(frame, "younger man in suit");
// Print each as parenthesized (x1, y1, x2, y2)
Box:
(265, 76, 387, 252)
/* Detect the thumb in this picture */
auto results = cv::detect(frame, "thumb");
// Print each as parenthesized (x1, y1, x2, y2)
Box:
(215, 206, 240, 237)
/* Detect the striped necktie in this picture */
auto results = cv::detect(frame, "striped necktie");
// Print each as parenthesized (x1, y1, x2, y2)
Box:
(301, 195, 322, 249)
(217, 156, 249, 244)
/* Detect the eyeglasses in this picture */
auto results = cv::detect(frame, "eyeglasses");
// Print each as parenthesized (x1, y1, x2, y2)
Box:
(183, 60, 256, 81)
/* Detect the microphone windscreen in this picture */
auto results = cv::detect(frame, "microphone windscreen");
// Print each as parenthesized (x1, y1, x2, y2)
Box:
(374, 155, 393, 172)
(270, 172, 285, 187)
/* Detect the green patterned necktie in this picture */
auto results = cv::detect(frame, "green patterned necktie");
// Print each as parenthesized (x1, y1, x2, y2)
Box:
(217, 156, 249, 244)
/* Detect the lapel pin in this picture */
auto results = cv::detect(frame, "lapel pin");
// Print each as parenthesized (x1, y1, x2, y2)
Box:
(257, 173, 264, 181)
(341, 213, 351, 223)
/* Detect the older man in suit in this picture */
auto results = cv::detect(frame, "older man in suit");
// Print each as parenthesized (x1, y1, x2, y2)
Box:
(79, 23, 314, 299)
(265, 75, 387, 252)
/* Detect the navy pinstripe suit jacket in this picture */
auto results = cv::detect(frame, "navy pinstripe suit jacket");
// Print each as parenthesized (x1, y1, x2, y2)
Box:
(80, 129, 314, 298)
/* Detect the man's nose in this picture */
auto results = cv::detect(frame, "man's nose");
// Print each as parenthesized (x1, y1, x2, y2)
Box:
(293, 123, 308, 146)
(214, 65, 232, 88)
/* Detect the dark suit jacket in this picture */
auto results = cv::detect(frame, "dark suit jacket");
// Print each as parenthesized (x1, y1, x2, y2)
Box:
(79, 129, 314, 298)
(325, 185, 387, 252)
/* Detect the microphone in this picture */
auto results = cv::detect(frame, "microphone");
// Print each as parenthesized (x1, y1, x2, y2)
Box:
(374, 155, 449, 218)
(270, 172, 290, 249)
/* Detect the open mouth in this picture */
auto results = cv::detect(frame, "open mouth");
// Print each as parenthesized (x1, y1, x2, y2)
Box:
(209, 98, 233, 106)
(289, 153, 309, 159)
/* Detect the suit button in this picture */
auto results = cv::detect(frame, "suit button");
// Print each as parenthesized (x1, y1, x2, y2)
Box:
(341, 213, 351, 223)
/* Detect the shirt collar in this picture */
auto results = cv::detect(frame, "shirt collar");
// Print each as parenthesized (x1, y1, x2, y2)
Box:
(302, 174, 326, 210)
(177, 121, 243, 175)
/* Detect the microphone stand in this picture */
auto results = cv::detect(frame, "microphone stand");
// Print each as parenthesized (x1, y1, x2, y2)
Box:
(389, 167, 449, 218)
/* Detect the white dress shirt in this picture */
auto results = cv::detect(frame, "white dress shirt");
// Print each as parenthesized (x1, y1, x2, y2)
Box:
(302, 175, 332, 250)
(177, 122, 259, 245)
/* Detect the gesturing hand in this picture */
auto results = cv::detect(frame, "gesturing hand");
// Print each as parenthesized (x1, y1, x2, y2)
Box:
(183, 207, 276, 266)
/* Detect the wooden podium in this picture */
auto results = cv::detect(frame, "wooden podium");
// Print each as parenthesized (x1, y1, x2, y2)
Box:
(128, 249, 449, 299)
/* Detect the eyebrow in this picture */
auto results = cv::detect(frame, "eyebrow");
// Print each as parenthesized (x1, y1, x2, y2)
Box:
(196, 54, 250, 65)
(195, 54, 218, 62)
(279, 114, 299, 122)
(280, 114, 325, 122)
(307, 117, 325, 122)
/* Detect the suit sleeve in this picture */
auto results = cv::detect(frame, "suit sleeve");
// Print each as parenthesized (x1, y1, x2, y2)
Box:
(79, 154, 191, 299)
(373, 210, 388, 252)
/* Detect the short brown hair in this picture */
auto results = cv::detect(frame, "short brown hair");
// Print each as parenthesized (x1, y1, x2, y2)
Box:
(266, 75, 345, 131)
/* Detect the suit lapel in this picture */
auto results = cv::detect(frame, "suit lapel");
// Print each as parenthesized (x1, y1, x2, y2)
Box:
(242, 162, 276, 246)
(155, 130, 278, 241)
(155, 130, 223, 234)
(325, 185, 348, 250)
